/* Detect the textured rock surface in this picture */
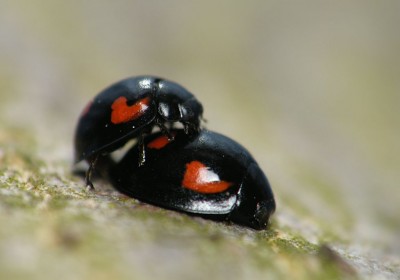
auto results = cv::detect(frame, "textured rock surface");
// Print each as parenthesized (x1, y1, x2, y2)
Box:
(1, 1, 399, 279)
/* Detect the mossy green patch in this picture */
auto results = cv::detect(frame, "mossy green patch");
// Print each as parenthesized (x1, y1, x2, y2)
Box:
(0, 119, 390, 280)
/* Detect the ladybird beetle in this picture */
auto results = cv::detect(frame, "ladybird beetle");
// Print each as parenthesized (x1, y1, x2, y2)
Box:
(109, 129, 276, 230)
(74, 76, 203, 189)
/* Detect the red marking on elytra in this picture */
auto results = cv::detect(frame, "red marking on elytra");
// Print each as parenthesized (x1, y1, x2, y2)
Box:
(147, 132, 176, 149)
(182, 161, 232, 194)
(111, 96, 150, 124)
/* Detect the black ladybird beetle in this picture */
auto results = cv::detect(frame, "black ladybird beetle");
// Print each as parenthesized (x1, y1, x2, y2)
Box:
(109, 129, 276, 230)
(74, 76, 203, 189)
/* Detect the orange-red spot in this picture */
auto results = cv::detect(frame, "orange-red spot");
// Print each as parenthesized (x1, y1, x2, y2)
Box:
(147, 132, 176, 149)
(111, 96, 150, 124)
(182, 161, 232, 194)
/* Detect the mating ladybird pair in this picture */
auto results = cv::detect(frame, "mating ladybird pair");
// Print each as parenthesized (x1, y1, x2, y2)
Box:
(74, 76, 276, 230)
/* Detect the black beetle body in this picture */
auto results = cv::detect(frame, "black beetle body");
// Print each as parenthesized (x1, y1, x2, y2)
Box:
(110, 129, 276, 230)
(74, 76, 203, 188)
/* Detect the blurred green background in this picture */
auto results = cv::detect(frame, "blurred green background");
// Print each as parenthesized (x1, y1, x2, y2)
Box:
(1, 1, 399, 279)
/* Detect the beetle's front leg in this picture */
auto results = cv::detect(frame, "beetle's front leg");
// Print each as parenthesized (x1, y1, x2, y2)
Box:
(138, 133, 146, 166)
(155, 118, 174, 140)
(85, 155, 99, 190)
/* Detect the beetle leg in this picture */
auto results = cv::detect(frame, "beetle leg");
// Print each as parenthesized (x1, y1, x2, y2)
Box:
(183, 122, 200, 134)
(85, 155, 99, 190)
(155, 118, 174, 140)
(183, 122, 190, 134)
(138, 133, 146, 166)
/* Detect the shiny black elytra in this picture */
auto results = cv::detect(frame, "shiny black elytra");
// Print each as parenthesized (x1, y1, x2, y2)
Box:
(74, 76, 203, 189)
(109, 129, 276, 230)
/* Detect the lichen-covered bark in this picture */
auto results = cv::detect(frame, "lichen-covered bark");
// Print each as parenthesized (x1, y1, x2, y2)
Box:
(0, 138, 357, 280)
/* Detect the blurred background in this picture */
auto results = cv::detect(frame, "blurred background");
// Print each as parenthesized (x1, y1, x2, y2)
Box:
(1, 0, 399, 274)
